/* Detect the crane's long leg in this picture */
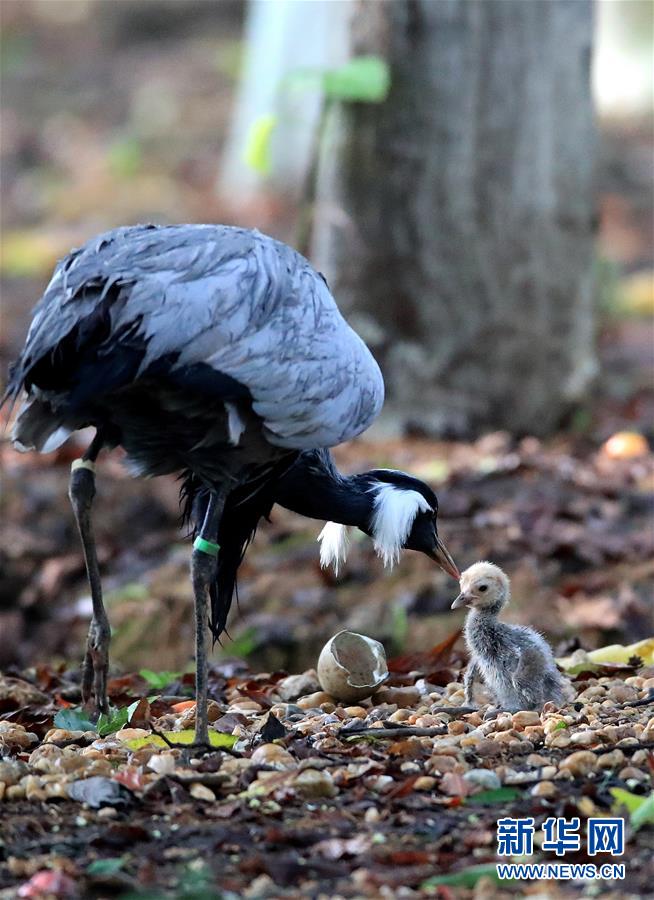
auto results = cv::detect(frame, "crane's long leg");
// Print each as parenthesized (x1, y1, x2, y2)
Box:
(68, 433, 110, 714)
(191, 488, 227, 746)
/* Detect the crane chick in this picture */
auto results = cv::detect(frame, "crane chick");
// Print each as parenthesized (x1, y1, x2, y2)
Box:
(451, 562, 569, 711)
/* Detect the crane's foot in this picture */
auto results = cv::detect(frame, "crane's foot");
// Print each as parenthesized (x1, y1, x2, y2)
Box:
(81, 615, 111, 716)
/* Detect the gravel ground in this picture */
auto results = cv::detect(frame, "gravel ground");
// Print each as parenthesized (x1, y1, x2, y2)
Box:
(0, 655, 652, 898)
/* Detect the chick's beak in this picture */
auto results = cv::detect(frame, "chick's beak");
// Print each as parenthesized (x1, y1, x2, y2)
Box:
(451, 592, 470, 610)
(428, 536, 460, 580)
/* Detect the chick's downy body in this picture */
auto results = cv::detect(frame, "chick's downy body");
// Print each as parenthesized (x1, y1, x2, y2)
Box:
(453, 562, 569, 711)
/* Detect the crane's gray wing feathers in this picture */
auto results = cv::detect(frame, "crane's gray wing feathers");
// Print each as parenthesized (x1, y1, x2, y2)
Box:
(11, 224, 384, 450)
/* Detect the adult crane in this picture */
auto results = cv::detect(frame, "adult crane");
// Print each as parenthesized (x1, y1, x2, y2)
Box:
(4, 224, 459, 746)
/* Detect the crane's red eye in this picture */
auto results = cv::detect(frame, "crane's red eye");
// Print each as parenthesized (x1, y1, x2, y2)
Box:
(479, 585, 488, 592)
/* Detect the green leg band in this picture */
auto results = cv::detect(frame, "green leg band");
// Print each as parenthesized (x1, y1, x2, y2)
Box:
(193, 536, 220, 557)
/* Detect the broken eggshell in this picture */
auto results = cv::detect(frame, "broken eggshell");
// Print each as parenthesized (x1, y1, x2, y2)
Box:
(317, 630, 389, 702)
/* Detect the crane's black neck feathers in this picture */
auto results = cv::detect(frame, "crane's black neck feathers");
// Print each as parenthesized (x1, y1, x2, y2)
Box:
(179, 448, 438, 643)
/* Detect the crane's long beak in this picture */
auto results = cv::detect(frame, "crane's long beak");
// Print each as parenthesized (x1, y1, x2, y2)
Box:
(428, 536, 460, 580)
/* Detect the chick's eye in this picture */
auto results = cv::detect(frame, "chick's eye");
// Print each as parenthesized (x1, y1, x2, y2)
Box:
(479, 585, 488, 593)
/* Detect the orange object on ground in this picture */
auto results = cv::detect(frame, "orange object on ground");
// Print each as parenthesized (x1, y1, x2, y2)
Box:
(171, 700, 196, 712)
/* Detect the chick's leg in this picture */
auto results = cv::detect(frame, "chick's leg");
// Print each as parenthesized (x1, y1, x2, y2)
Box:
(69, 435, 109, 715)
(509, 648, 543, 711)
(463, 661, 480, 706)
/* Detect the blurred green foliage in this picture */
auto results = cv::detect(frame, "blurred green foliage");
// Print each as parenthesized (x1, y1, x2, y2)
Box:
(244, 56, 390, 176)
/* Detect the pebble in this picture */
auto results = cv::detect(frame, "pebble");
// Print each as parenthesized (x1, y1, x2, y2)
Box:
(293, 769, 338, 798)
(596, 750, 625, 769)
(523, 725, 545, 741)
(447, 720, 466, 735)
(277, 671, 321, 701)
(0, 760, 28, 786)
(511, 711, 541, 728)
(387, 709, 411, 724)
(618, 766, 649, 783)
(531, 780, 557, 798)
(569, 731, 597, 747)
(413, 715, 442, 728)
(631, 749, 649, 765)
(473, 739, 504, 758)
(250, 744, 297, 770)
(343, 706, 367, 719)
(413, 776, 436, 791)
(374, 686, 420, 706)
(269, 704, 303, 720)
(44, 782, 68, 800)
(23, 775, 46, 801)
(464, 712, 483, 727)
(6, 784, 25, 800)
(503, 770, 540, 786)
(425, 755, 458, 774)
(577, 796, 598, 817)
(577, 686, 606, 701)
(230, 699, 263, 714)
(543, 716, 573, 735)
(545, 733, 571, 749)
(559, 751, 597, 777)
(0, 722, 38, 749)
(42, 729, 91, 744)
(190, 783, 216, 802)
(364, 775, 395, 794)
(608, 684, 639, 703)
(148, 753, 177, 776)
(491, 731, 520, 745)
(97, 806, 118, 819)
(296, 692, 335, 710)
(463, 769, 501, 791)
(115, 727, 151, 742)
(526, 754, 550, 767)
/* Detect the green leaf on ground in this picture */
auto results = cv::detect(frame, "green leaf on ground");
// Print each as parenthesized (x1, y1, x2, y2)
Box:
(121, 730, 238, 751)
(611, 788, 654, 830)
(422, 863, 508, 888)
(97, 706, 130, 736)
(468, 787, 521, 805)
(323, 56, 390, 103)
(139, 669, 181, 690)
(53, 707, 95, 732)
(87, 856, 127, 876)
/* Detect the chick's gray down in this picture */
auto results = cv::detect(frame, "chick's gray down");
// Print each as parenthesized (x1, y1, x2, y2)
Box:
(453, 562, 569, 712)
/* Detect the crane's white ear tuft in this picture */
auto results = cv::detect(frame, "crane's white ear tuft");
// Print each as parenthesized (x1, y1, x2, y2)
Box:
(318, 522, 351, 575)
(371, 484, 432, 568)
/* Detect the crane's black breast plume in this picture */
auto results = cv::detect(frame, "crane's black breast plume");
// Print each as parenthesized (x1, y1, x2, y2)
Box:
(180, 456, 296, 643)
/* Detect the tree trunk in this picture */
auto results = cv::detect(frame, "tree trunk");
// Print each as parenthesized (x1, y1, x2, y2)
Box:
(312, 0, 597, 437)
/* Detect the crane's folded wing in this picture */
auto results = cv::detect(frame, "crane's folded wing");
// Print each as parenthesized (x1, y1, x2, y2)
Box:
(6, 224, 385, 450)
